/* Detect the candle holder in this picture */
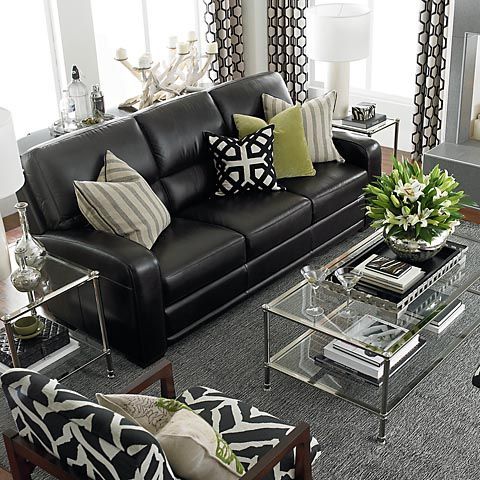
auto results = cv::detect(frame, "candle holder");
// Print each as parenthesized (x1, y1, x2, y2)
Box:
(115, 34, 218, 111)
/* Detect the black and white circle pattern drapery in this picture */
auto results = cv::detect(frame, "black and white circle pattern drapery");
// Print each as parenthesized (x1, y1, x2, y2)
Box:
(203, 0, 245, 83)
(412, 0, 450, 161)
(267, 0, 309, 103)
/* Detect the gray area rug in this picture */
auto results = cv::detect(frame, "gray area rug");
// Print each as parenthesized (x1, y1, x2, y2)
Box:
(2, 223, 480, 479)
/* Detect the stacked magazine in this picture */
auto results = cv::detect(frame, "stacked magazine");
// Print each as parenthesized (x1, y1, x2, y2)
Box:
(407, 289, 465, 334)
(321, 314, 420, 381)
(354, 254, 424, 293)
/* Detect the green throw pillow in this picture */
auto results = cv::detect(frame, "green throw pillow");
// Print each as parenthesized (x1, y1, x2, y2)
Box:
(234, 105, 316, 179)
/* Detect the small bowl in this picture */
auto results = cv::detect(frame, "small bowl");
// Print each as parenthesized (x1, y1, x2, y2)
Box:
(13, 316, 39, 336)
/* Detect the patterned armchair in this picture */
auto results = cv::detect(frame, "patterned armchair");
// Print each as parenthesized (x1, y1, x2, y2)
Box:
(1, 359, 320, 480)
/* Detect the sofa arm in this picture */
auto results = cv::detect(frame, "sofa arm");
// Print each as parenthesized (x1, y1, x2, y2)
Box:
(38, 229, 167, 367)
(333, 130, 382, 182)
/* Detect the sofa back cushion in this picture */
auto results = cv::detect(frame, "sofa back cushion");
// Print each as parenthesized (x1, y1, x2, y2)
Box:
(209, 72, 292, 135)
(21, 117, 166, 234)
(1, 369, 179, 480)
(134, 92, 226, 213)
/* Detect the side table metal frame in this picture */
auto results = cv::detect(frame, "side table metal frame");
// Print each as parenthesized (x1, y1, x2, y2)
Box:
(2, 270, 114, 380)
(333, 118, 401, 158)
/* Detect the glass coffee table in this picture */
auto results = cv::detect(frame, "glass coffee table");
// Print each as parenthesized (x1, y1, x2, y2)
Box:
(0, 248, 114, 381)
(263, 229, 480, 443)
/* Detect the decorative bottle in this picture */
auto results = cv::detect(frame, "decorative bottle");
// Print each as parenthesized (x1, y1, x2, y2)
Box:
(14, 202, 46, 270)
(11, 247, 42, 293)
(68, 65, 91, 122)
(91, 84, 105, 118)
(59, 89, 76, 132)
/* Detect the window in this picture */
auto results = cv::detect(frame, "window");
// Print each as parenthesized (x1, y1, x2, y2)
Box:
(0, 1, 59, 137)
(311, 0, 418, 100)
(91, 0, 206, 109)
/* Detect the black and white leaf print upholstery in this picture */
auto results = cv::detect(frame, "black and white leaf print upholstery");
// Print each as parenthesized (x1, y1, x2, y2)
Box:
(178, 386, 321, 480)
(473, 365, 480, 388)
(1, 369, 179, 480)
(207, 125, 282, 196)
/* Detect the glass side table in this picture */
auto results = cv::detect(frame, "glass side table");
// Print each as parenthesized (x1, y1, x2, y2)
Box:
(333, 117, 400, 158)
(0, 247, 114, 381)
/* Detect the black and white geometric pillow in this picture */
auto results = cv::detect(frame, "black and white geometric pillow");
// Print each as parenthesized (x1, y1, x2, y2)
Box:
(178, 386, 322, 480)
(1, 369, 179, 480)
(206, 125, 283, 196)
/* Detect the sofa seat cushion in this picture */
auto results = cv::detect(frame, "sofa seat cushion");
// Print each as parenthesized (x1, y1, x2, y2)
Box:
(178, 386, 321, 480)
(279, 162, 368, 223)
(151, 218, 246, 306)
(179, 191, 311, 260)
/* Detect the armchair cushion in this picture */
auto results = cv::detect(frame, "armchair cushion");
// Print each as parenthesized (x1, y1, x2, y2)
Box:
(178, 386, 322, 480)
(1, 369, 179, 480)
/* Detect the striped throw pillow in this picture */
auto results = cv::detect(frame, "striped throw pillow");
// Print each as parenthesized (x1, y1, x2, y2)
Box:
(74, 150, 170, 249)
(262, 92, 344, 164)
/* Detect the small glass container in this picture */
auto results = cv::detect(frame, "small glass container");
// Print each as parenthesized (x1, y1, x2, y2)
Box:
(11, 248, 42, 293)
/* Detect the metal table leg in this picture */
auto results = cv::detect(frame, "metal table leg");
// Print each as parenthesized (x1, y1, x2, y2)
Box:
(263, 306, 271, 391)
(376, 357, 391, 444)
(92, 273, 115, 379)
(393, 119, 400, 158)
(5, 321, 20, 368)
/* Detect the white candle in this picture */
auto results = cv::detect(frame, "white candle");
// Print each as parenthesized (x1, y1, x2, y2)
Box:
(177, 42, 190, 55)
(138, 52, 152, 68)
(206, 42, 218, 54)
(186, 30, 197, 42)
(168, 36, 178, 49)
(115, 47, 128, 60)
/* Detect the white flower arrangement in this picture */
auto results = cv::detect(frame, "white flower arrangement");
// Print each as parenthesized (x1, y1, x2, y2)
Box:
(364, 159, 471, 243)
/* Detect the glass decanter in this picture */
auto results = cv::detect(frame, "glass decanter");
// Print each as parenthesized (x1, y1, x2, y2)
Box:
(11, 247, 42, 293)
(14, 202, 46, 270)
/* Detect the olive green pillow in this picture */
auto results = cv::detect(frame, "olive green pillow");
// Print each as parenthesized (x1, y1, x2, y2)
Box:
(233, 105, 316, 179)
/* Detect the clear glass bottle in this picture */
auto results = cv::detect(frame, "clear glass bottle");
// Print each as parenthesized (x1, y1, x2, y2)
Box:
(14, 202, 47, 271)
(59, 89, 76, 132)
(11, 247, 42, 293)
(68, 65, 91, 122)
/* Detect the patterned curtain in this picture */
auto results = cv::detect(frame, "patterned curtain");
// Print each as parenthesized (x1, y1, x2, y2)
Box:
(267, 0, 309, 103)
(203, 0, 245, 83)
(412, 0, 450, 161)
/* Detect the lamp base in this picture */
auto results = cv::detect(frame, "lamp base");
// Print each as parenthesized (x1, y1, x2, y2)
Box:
(325, 62, 350, 120)
(0, 218, 11, 281)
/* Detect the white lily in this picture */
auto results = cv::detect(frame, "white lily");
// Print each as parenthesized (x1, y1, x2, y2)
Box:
(433, 187, 448, 201)
(416, 204, 434, 227)
(394, 179, 426, 203)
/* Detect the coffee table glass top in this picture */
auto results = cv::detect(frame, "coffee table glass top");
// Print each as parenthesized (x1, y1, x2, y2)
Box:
(0, 249, 93, 323)
(266, 230, 480, 358)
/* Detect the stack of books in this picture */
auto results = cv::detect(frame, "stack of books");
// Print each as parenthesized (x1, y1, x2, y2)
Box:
(354, 254, 424, 293)
(407, 290, 465, 334)
(318, 314, 421, 382)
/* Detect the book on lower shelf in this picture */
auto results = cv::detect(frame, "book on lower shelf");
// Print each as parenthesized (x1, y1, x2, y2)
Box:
(407, 291, 465, 334)
(321, 314, 420, 380)
(0, 317, 80, 372)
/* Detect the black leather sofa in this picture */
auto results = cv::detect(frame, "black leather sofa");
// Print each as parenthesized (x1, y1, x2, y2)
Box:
(18, 72, 381, 366)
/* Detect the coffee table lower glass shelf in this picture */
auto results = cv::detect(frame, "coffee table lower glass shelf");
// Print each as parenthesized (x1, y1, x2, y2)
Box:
(263, 231, 480, 443)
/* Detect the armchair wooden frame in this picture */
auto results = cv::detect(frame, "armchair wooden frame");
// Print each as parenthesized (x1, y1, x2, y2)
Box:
(3, 359, 313, 480)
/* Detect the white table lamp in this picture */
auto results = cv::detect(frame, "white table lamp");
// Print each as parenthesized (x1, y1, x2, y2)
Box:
(0, 108, 25, 280)
(306, 3, 372, 119)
